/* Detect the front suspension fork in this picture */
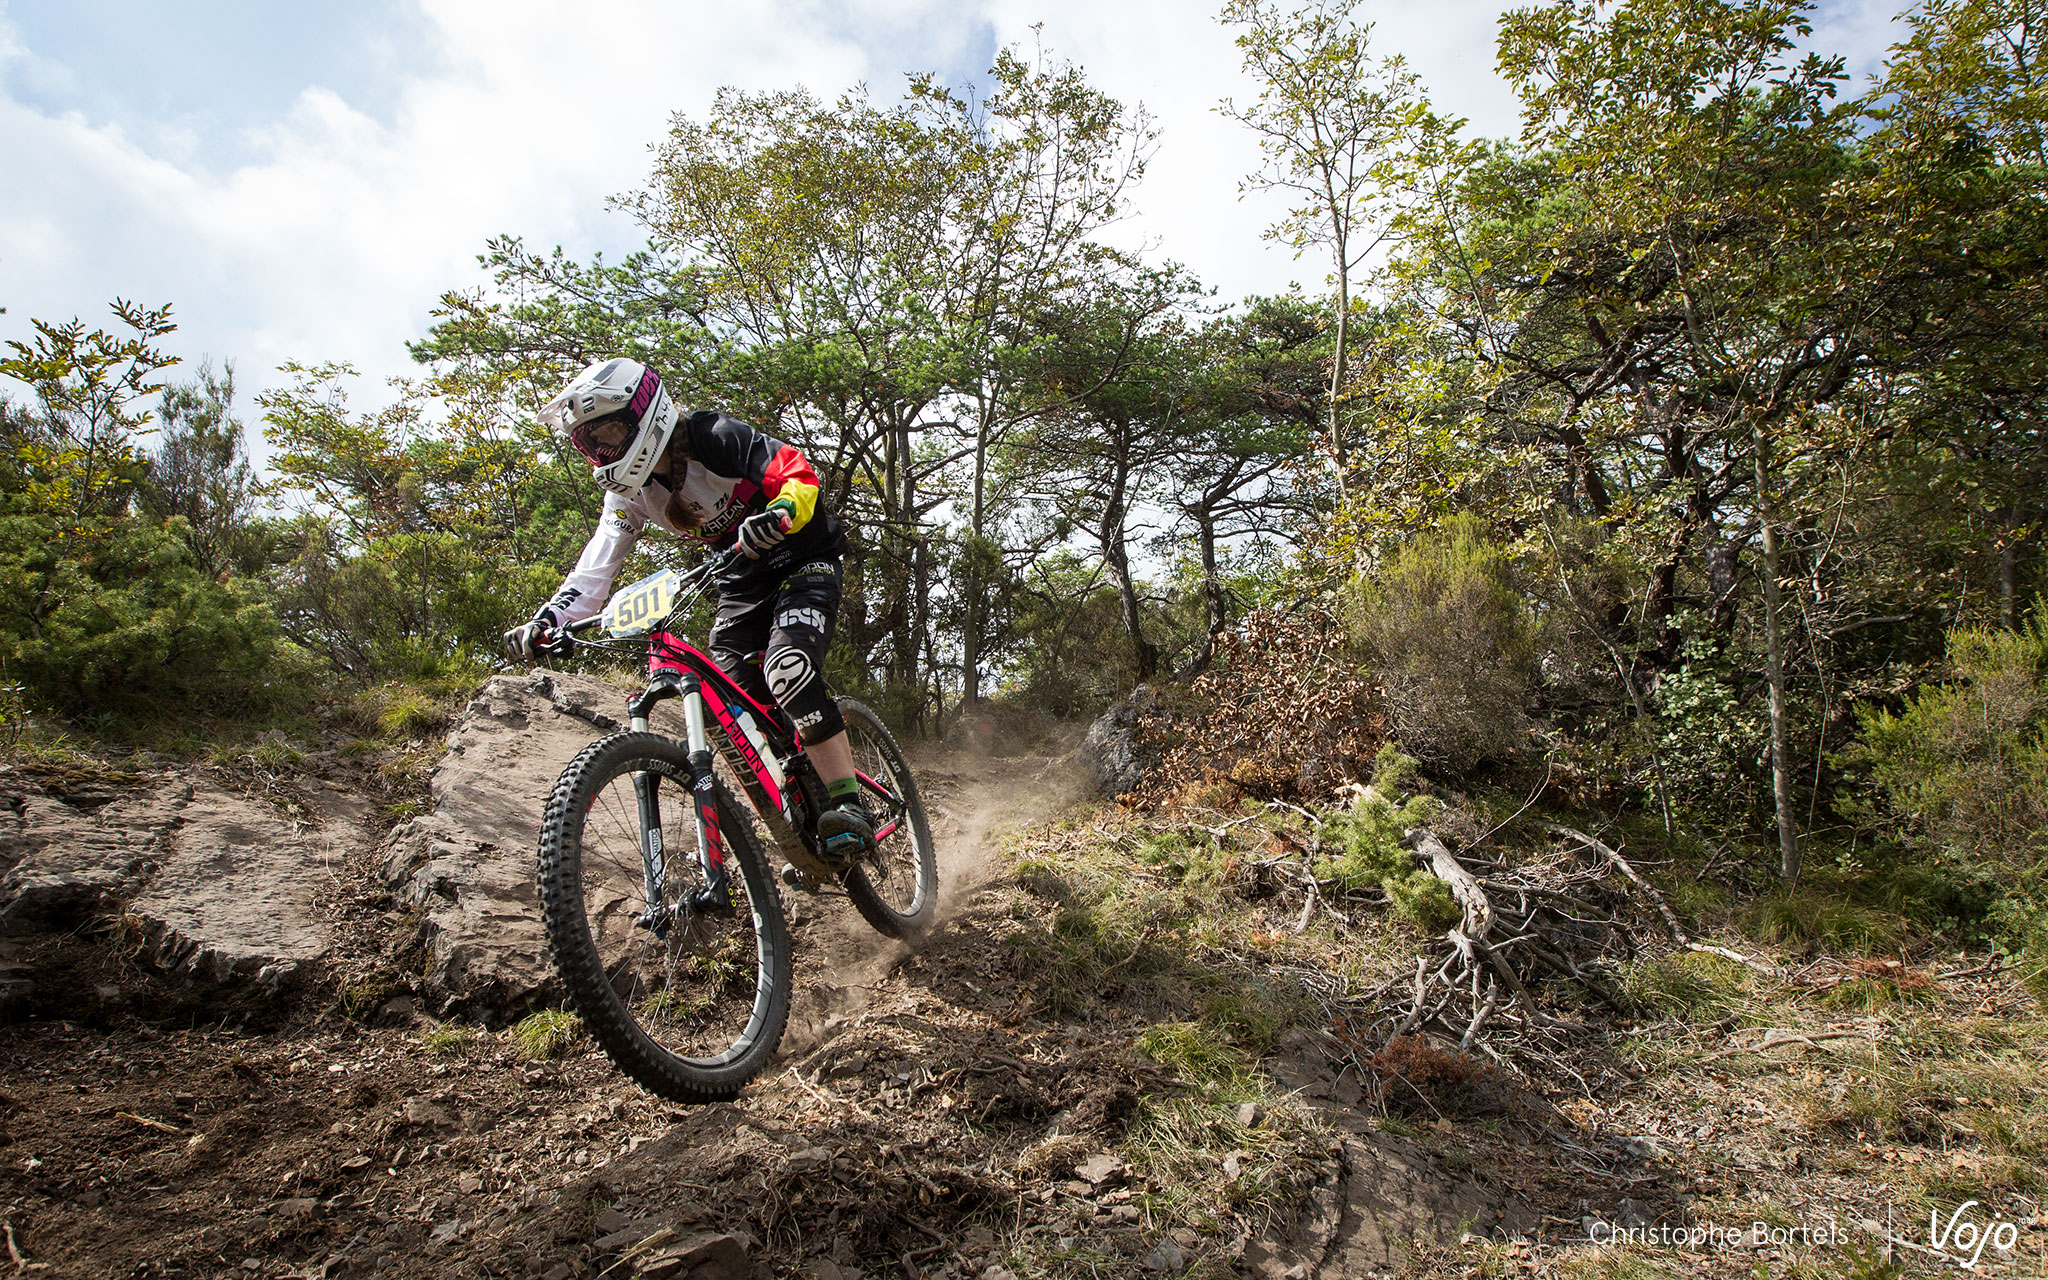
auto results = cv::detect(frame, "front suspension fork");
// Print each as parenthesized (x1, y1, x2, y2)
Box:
(627, 676, 733, 920)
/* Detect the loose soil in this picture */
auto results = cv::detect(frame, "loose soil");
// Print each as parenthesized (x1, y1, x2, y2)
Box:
(3, 739, 2044, 1279)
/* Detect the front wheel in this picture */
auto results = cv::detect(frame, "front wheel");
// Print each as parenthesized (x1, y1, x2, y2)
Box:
(537, 732, 790, 1103)
(834, 699, 939, 943)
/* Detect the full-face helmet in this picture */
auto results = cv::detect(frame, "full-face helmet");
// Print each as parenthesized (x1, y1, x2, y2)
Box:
(538, 358, 677, 494)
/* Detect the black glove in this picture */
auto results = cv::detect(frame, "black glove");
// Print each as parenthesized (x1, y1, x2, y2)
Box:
(503, 608, 564, 663)
(734, 505, 794, 559)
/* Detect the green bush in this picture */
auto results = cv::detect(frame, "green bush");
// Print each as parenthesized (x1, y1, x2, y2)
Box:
(1315, 747, 1458, 932)
(0, 509, 296, 719)
(1851, 611, 2048, 950)
(270, 521, 553, 681)
(1344, 514, 1537, 772)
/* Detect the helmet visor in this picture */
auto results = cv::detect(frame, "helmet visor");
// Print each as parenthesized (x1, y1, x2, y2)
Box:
(568, 409, 637, 467)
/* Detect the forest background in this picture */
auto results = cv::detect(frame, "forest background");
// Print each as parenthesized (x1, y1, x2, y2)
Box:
(2, 0, 2044, 960)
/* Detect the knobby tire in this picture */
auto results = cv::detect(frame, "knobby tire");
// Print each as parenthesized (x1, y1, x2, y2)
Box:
(834, 698, 939, 944)
(537, 731, 791, 1102)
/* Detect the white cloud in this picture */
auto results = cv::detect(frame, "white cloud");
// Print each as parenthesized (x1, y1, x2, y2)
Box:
(0, 0, 1912, 442)
(0, 0, 873, 426)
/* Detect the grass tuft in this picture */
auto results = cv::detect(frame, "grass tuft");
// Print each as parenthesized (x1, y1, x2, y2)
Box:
(421, 1024, 480, 1057)
(1744, 889, 1904, 955)
(512, 1009, 583, 1060)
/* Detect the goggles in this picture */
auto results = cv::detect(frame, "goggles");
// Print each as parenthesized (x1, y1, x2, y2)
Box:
(568, 409, 638, 467)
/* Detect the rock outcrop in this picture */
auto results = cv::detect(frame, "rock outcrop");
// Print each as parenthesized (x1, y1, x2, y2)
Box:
(0, 767, 369, 992)
(381, 669, 632, 1022)
(0, 668, 677, 1020)
(1079, 684, 1161, 799)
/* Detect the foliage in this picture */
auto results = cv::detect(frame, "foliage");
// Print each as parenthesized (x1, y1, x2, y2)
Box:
(1343, 514, 1536, 773)
(0, 305, 297, 722)
(0, 512, 292, 717)
(1219, 0, 1459, 485)
(138, 361, 269, 579)
(258, 363, 569, 680)
(1314, 746, 1456, 931)
(1851, 612, 2048, 949)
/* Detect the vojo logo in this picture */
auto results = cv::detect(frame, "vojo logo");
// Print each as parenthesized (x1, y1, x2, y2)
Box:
(1924, 1201, 2021, 1270)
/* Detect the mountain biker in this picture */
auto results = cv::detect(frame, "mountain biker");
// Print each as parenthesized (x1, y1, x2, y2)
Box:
(502, 357, 874, 861)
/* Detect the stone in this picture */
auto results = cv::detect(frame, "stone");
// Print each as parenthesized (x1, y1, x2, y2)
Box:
(1079, 686, 1161, 799)
(402, 1100, 456, 1129)
(0, 779, 183, 931)
(0, 765, 367, 993)
(1141, 1240, 1184, 1273)
(1235, 1102, 1261, 1128)
(379, 671, 633, 1020)
(636, 1231, 762, 1280)
(126, 780, 368, 983)
(1075, 1153, 1126, 1187)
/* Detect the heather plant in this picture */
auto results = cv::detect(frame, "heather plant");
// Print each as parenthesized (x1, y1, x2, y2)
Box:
(1851, 608, 2048, 949)
(1344, 514, 1537, 773)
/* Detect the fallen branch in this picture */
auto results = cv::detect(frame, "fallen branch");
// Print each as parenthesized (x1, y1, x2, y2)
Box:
(115, 1112, 186, 1136)
(1699, 1028, 1868, 1062)
(1686, 942, 1781, 977)
(1548, 824, 1688, 946)
(1412, 828, 1493, 944)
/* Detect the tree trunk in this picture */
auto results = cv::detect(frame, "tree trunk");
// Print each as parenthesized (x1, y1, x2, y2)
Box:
(2002, 495, 2021, 629)
(1329, 237, 1350, 499)
(961, 405, 991, 709)
(1183, 511, 1226, 677)
(1755, 424, 1799, 883)
(1100, 463, 1158, 682)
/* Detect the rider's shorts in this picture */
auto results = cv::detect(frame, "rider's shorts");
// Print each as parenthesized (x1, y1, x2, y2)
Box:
(706, 555, 845, 743)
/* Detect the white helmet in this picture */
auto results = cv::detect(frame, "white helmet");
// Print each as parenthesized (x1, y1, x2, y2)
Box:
(539, 358, 677, 494)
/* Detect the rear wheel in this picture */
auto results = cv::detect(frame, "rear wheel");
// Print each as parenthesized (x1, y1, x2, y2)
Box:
(834, 699, 938, 943)
(537, 732, 790, 1102)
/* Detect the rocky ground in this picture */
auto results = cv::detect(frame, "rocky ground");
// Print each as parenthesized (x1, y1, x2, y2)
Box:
(1, 676, 2044, 1279)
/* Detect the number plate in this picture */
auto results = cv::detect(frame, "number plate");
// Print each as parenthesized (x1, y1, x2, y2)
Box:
(601, 568, 682, 635)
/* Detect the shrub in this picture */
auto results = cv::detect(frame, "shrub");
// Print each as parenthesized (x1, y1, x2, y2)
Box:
(0, 510, 296, 720)
(1850, 611, 2048, 950)
(1314, 747, 1458, 932)
(1344, 514, 1537, 773)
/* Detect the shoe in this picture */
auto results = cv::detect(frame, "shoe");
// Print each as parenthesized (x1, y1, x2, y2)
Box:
(816, 794, 877, 866)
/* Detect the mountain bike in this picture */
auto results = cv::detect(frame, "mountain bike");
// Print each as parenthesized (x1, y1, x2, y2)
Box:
(533, 552, 938, 1103)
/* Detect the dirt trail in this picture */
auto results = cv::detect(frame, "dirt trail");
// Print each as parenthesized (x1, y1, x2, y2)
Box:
(0, 739, 1095, 1280)
(778, 745, 1085, 1057)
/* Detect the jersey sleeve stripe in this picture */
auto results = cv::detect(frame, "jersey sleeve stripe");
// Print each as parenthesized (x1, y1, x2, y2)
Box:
(762, 444, 821, 531)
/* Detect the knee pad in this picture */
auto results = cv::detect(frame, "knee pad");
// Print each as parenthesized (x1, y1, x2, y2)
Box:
(764, 644, 844, 741)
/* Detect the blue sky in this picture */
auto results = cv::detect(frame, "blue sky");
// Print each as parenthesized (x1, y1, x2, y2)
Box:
(0, 0, 1905, 441)
(4, 2, 443, 171)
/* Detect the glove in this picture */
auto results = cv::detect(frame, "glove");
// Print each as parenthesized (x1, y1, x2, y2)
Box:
(503, 608, 563, 663)
(734, 503, 795, 559)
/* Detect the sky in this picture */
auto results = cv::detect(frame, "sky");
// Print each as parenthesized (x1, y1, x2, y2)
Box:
(0, 0, 1908, 440)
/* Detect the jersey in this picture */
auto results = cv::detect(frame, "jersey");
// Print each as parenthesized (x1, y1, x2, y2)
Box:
(543, 411, 846, 626)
